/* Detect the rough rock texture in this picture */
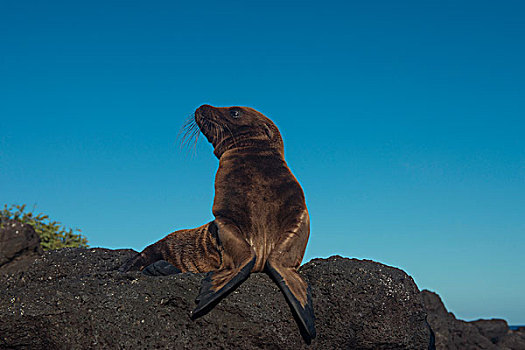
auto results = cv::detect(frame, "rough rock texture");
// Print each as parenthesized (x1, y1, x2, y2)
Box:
(0, 220, 42, 274)
(422, 290, 525, 350)
(498, 332, 525, 350)
(301, 257, 432, 349)
(472, 319, 510, 344)
(0, 250, 432, 349)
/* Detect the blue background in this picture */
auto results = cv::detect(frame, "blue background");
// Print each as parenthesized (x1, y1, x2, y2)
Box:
(1, 1, 524, 324)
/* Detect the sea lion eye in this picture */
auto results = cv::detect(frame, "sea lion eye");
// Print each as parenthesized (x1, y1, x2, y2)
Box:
(230, 109, 241, 118)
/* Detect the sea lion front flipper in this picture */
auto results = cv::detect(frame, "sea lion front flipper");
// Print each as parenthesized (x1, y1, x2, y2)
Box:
(142, 260, 182, 276)
(266, 262, 316, 342)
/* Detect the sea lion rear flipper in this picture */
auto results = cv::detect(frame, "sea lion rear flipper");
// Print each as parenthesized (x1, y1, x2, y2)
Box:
(191, 219, 256, 319)
(118, 238, 167, 272)
(142, 260, 182, 276)
(264, 211, 316, 342)
(266, 262, 316, 342)
(191, 256, 256, 319)
(118, 250, 158, 272)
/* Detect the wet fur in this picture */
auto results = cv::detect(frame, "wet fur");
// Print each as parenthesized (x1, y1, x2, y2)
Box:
(120, 105, 316, 341)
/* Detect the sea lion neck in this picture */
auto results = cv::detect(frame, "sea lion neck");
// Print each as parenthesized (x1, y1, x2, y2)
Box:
(213, 139, 285, 159)
(217, 145, 285, 162)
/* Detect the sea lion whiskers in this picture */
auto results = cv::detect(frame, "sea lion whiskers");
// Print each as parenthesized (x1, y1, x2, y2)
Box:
(179, 113, 201, 155)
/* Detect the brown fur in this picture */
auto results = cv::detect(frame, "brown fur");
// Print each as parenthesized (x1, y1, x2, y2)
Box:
(119, 222, 222, 273)
(120, 105, 315, 340)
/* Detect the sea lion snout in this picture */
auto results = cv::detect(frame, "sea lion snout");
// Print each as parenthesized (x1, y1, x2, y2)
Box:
(194, 104, 220, 147)
(195, 104, 214, 119)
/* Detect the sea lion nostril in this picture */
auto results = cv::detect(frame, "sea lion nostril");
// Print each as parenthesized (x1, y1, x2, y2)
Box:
(199, 104, 213, 112)
(196, 105, 205, 115)
(197, 105, 218, 121)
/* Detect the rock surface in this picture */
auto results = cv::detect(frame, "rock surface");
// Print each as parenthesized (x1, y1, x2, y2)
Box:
(472, 319, 510, 344)
(0, 220, 42, 274)
(0, 248, 433, 349)
(422, 290, 525, 350)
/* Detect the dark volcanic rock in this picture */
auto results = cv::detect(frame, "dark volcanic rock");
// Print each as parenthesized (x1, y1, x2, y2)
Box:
(0, 250, 432, 349)
(0, 220, 42, 274)
(422, 290, 497, 350)
(301, 257, 432, 349)
(422, 290, 525, 350)
(472, 319, 509, 344)
(498, 331, 525, 350)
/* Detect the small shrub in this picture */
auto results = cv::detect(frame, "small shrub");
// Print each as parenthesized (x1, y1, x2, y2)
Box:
(0, 204, 88, 250)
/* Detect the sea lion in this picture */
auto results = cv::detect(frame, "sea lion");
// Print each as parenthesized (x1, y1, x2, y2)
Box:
(120, 105, 316, 341)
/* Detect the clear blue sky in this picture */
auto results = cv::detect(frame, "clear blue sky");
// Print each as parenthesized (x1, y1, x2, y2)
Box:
(1, 1, 524, 324)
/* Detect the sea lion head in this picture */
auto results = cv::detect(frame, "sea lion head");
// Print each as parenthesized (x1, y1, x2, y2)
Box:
(194, 105, 284, 158)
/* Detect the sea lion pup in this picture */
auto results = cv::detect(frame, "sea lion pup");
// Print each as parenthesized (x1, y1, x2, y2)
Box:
(120, 105, 316, 341)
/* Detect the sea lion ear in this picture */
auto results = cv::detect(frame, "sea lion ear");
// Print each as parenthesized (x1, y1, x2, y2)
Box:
(264, 124, 274, 139)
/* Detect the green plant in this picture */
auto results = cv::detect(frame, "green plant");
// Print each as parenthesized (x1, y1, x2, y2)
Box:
(0, 204, 88, 250)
